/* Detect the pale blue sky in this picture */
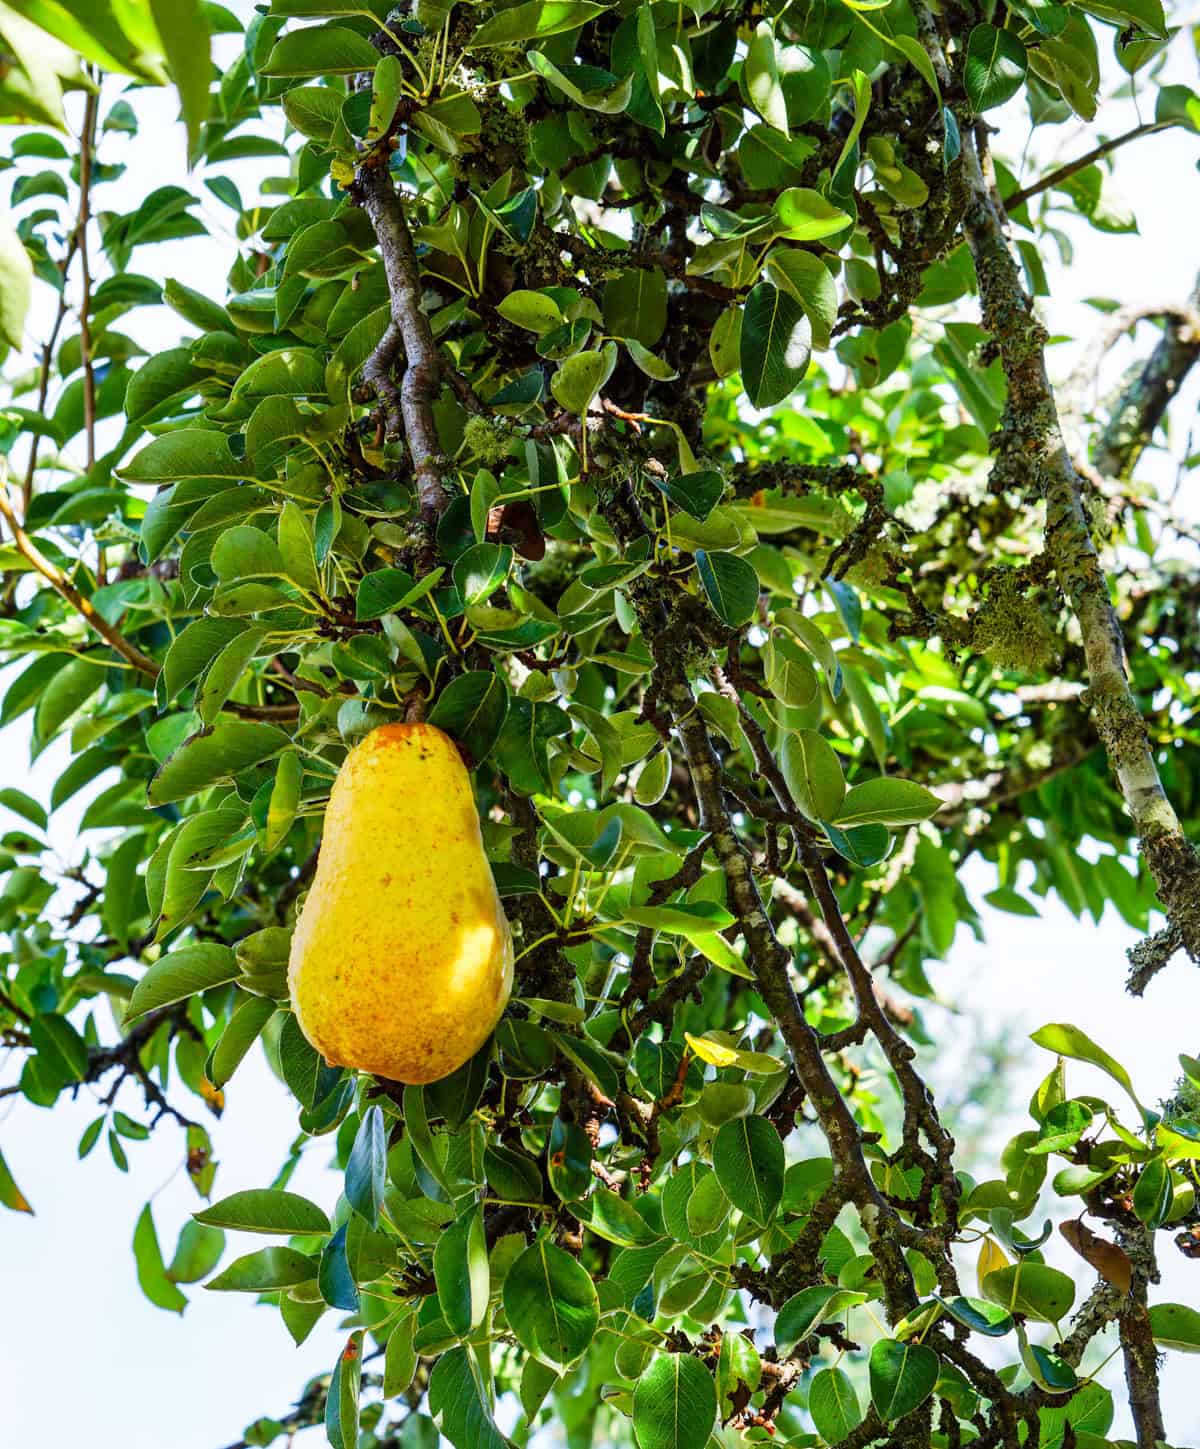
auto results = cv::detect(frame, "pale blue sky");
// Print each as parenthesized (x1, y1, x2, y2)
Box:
(2, 11, 1199, 1446)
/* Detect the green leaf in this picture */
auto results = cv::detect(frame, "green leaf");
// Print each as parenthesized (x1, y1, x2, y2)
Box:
(197, 626, 267, 726)
(985, 885, 1040, 917)
(125, 348, 212, 424)
(781, 729, 845, 820)
(651, 471, 724, 522)
(625, 339, 678, 380)
(281, 1015, 342, 1112)
(503, 1238, 600, 1368)
(711, 1115, 784, 1226)
(808, 1367, 862, 1442)
(739, 283, 811, 409)
(1029, 1022, 1144, 1118)
(0, 788, 47, 831)
(212, 525, 285, 582)
(121, 428, 243, 482)
(266, 750, 302, 854)
(325, 1332, 363, 1449)
(29, 1015, 88, 1081)
(435, 1210, 490, 1336)
(551, 344, 617, 414)
(428, 1347, 510, 1449)
(774, 609, 842, 694)
(427, 670, 509, 763)
(571, 1187, 661, 1246)
(869, 1338, 939, 1421)
(384, 1309, 418, 1395)
(148, 0, 211, 155)
(346, 1107, 387, 1229)
(148, 722, 290, 806)
(497, 290, 562, 334)
(889, 34, 941, 100)
(1149, 1301, 1200, 1352)
(402, 1084, 453, 1197)
(194, 1189, 330, 1236)
(765, 633, 818, 707)
(1080, 0, 1167, 36)
(834, 776, 942, 828)
(127, 943, 239, 1022)
(133, 1204, 188, 1314)
(743, 23, 788, 133)
(1016, 1321, 1077, 1392)
(209, 996, 277, 1087)
(355, 566, 418, 620)
(453, 542, 513, 605)
(319, 1222, 359, 1310)
(527, 51, 633, 113)
(282, 84, 344, 140)
(166, 1220, 224, 1285)
(470, 0, 607, 46)
(262, 25, 379, 75)
(775, 1286, 868, 1352)
(0, 214, 33, 349)
(0, 1147, 33, 1213)
(623, 902, 736, 935)
(965, 25, 1028, 111)
(278, 501, 320, 591)
(765, 248, 838, 347)
(821, 819, 891, 867)
(632, 1352, 716, 1449)
(980, 1263, 1076, 1323)
(695, 550, 759, 628)
(1132, 1155, 1171, 1227)
(603, 268, 667, 348)
(161, 619, 247, 703)
(773, 188, 852, 242)
(937, 1295, 1015, 1337)
(368, 53, 404, 140)
(228, 346, 323, 402)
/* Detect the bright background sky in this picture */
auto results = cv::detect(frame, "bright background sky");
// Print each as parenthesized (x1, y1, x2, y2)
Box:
(2, 8, 1200, 1447)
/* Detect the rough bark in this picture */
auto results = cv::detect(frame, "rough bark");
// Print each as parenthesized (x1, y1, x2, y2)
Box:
(914, 2, 1200, 981)
(355, 162, 449, 522)
(1093, 271, 1200, 482)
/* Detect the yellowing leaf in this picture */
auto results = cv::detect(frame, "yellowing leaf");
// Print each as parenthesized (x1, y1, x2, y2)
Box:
(977, 1235, 1010, 1295)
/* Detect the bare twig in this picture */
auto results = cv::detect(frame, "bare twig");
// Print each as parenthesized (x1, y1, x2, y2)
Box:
(1003, 121, 1174, 213)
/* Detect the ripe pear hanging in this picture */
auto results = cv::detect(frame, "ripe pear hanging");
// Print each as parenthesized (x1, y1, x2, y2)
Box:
(288, 722, 513, 1084)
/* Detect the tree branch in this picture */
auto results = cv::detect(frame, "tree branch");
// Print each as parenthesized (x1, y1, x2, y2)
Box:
(354, 161, 449, 522)
(1003, 121, 1174, 213)
(0, 479, 301, 720)
(603, 487, 934, 1326)
(914, 4, 1200, 974)
(0, 481, 160, 676)
(1093, 271, 1200, 482)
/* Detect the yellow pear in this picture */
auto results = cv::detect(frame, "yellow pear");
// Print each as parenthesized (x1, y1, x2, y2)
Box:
(288, 721, 513, 1084)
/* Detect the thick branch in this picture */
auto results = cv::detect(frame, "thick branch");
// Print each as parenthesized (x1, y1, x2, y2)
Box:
(915, 5, 1200, 972)
(1093, 271, 1200, 482)
(355, 163, 449, 520)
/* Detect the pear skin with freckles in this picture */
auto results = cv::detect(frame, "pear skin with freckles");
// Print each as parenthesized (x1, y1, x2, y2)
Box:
(287, 722, 513, 1085)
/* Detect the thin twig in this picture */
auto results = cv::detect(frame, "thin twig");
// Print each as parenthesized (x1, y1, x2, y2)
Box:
(0, 482, 160, 676)
(0, 481, 301, 721)
(1003, 120, 1173, 212)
